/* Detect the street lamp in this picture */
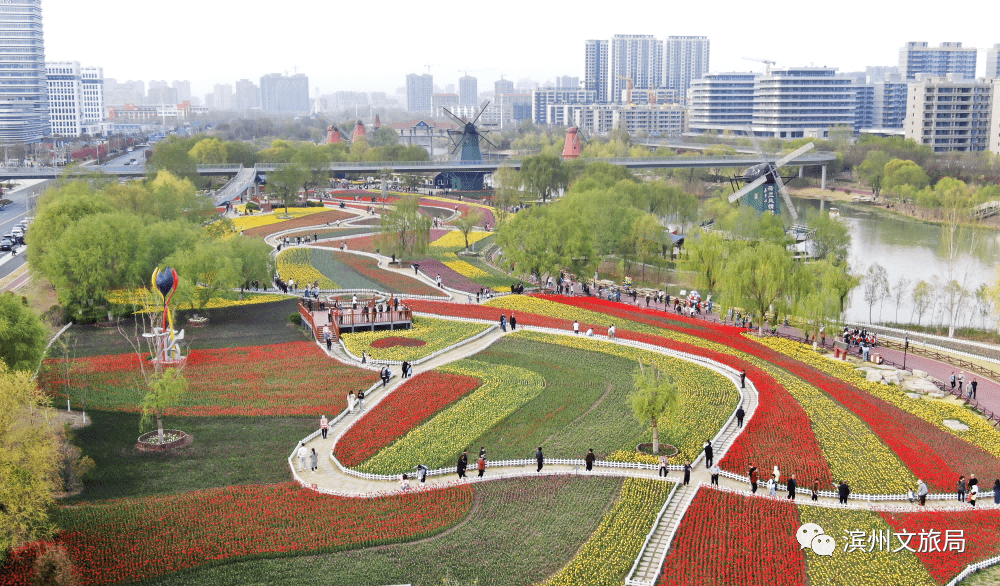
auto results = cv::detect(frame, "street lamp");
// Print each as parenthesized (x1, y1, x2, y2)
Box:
(903, 335, 909, 370)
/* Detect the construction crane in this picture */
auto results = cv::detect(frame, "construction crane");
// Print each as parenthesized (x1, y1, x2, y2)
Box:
(742, 57, 776, 74)
(616, 74, 634, 105)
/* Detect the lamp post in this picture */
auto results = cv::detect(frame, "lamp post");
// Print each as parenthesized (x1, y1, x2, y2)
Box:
(903, 335, 909, 370)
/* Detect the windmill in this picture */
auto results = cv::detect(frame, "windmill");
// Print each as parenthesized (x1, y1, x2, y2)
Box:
(727, 127, 814, 221)
(438, 100, 497, 191)
(562, 127, 589, 159)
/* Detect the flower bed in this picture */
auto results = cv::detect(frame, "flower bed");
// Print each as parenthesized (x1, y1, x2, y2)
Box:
(229, 207, 333, 233)
(341, 316, 491, 361)
(242, 209, 354, 238)
(357, 361, 546, 474)
(544, 478, 672, 586)
(0, 483, 473, 586)
(658, 488, 807, 586)
(411, 258, 484, 293)
(106, 288, 285, 313)
(277, 248, 337, 289)
(420, 196, 496, 226)
(135, 429, 192, 452)
(443, 257, 493, 279)
(309, 249, 383, 291)
(371, 337, 426, 348)
(429, 229, 492, 250)
(334, 252, 445, 297)
(878, 508, 1000, 584)
(334, 370, 483, 467)
(42, 342, 379, 416)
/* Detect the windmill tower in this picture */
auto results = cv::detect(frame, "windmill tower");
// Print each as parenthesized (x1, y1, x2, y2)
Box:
(562, 127, 587, 159)
(439, 100, 497, 190)
(353, 119, 367, 142)
(727, 127, 814, 220)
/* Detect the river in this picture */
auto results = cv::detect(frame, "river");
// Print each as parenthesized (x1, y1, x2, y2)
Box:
(791, 198, 1000, 325)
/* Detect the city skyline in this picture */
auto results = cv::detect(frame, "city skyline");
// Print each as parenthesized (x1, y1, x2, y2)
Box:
(42, 0, 997, 100)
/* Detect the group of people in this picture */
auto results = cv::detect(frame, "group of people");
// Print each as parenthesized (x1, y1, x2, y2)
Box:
(950, 371, 979, 399)
(499, 313, 517, 332)
(951, 474, 1000, 507)
(843, 327, 878, 348)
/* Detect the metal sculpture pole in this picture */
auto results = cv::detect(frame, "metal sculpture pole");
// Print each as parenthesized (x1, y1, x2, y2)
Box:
(150, 267, 183, 365)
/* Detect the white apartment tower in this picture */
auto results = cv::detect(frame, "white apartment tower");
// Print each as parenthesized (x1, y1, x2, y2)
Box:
(752, 67, 855, 138)
(899, 42, 977, 80)
(665, 36, 709, 105)
(584, 40, 610, 103)
(45, 62, 83, 137)
(80, 66, 104, 125)
(986, 44, 1000, 79)
(0, 0, 49, 144)
(905, 74, 993, 152)
(609, 34, 663, 104)
(406, 73, 433, 113)
(459, 75, 478, 107)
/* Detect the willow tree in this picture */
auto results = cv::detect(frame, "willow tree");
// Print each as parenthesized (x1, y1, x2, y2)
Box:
(631, 360, 680, 455)
(377, 195, 431, 262)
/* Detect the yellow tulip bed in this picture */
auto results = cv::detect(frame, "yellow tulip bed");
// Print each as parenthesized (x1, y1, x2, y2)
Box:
(799, 505, 936, 586)
(515, 330, 737, 464)
(229, 206, 331, 232)
(428, 229, 492, 250)
(276, 248, 336, 289)
(356, 361, 547, 474)
(542, 478, 673, 586)
(442, 256, 493, 279)
(340, 317, 492, 362)
(105, 288, 285, 312)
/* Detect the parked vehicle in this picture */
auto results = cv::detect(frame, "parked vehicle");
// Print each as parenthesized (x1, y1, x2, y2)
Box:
(0, 238, 13, 251)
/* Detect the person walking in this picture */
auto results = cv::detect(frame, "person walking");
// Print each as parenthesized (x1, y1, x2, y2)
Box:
(415, 464, 429, 484)
(297, 442, 308, 472)
(917, 479, 929, 506)
(787, 475, 797, 500)
(749, 463, 759, 493)
(401, 360, 410, 379)
(479, 446, 486, 458)
(970, 378, 978, 399)
(574, 320, 580, 335)
(957, 475, 967, 502)
(310, 448, 318, 473)
(950, 372, 956, 389)
(767, 475, 777, 497)
(347, 391, 356, 414)
(399, 474, 411, 491)
(457, 451, 468, 479)
(836, 480, 850, 504)
(736, 405, 745, 428)
(477, 454, 486, 478)
(500, 314, 507, 332)
(535, 447, 544, 472)
(658, 453, 670, 478)
(683, 461, 692, 486)
(608, 324, 616, 340)
(969, 484, 979, 507)
(993, 479, 1000, 505)
(320, 414, 329, 440)
(509, 314, 517, 330)
(772, 465, 780, 484)
(970, 474, 980, 491)
(356, 389, 365, 411)
(585, 448, 596, 472)
(811, 479, 820, 502)
(740, 369, 746, 389)
(958, 372, 965, 393)
(710, 464, 720, 486)
(704, 440, 714, 468)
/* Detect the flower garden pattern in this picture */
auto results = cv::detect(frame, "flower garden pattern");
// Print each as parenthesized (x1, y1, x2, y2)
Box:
(341, 316, 491, 362)
(277, 248, 336, 289)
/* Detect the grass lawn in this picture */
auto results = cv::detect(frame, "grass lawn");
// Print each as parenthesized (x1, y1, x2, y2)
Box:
(65, 412, 316, 503)
(136, 476, 625, 586)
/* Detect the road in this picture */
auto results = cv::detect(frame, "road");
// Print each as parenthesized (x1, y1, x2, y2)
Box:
(0, 177, 39, 285)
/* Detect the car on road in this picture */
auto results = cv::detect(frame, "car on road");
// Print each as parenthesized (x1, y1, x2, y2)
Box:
(11, 227, 24, 243)
(0, 237, 13, 251)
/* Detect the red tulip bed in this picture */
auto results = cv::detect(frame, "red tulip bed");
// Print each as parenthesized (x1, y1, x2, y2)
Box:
(419, 198, 496, 227)
(878, 508, 1000, 584)
(316, 229, 449, 254)
(334, 370, 483, 467)
(41, 341, 380, 416)
(0, 483, 473, 586)
(658, 489, 808, 586)
(242, 209, 354, 238)
(536, 296, 1000, 491)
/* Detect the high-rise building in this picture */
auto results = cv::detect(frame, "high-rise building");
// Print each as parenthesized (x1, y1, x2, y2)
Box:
(81, 66, 104, 125)
(531, 89, 598, 124)
(584, 40, 610, 103)
(986, 44, 1000, 79)
(259, 73, 309, 112)
(609, 34, 663, 104)
(105, 79, 144, 105)
(871, 73, 908, 130)
(688, 73, 757, 133)
(899, 42, 977, 80)
(45, 62, 82, 137)
(0, 0, 49, 144)
(665, 36, 709, 105)
(406, 73, 433, 113)
(213, 83, 233, 110)
(172, 80, 191, 102)
(905, 74, 993, 152)
(559, 76, 580, 90)
(148, 85, 177, 105)
(494, 78, 514, 99)
(234, 79, 260, 111)
(752, 68, 855, 138)
(459, 75, 478, 106)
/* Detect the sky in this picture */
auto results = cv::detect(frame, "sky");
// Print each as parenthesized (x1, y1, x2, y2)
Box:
(41, 0, 996, 100)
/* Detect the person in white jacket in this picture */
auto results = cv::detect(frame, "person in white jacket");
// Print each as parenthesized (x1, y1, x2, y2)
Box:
(297, 442, 308, 472)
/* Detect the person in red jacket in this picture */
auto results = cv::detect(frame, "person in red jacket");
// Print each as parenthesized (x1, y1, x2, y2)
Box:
(477, 454, 486, 478)
(749, 463, 759, 493)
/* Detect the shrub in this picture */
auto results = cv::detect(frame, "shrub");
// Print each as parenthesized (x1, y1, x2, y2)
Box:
(288, 312, 301, 325)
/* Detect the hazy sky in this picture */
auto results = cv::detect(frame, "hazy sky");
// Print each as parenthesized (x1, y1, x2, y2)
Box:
(42, 0, 996, 99)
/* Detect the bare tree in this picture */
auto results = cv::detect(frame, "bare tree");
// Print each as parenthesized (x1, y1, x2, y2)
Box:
(891, 277, 910, 324)
(941, 277, 970, 338)
(862, 263, 889, 323)
(911, 280, 932, 325)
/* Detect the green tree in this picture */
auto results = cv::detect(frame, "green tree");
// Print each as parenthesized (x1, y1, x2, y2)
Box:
(188, 138, 228, 164)
(857, 150, 892, 197)
(630, 361, 679, 455)
(496, 204, 593, 284)
(632, 212, 663, 281)
(454, 209, 484, 250)
(683, 230, 729, 293)
(721, 242, 794, 333)
(0, 293, 48, 373)
(370, 126, 400, 148)
(164, 240, 240, 310)
(229, 237, 274, 292)
(807, 210, 850, 264)
(882, 159, 929, 195)
(0, 362, 60, 563)
(26, 183, 113, 270)
(267, 163, 308, 216)
(862, 263, 889, 323)
(148, 136, 199, 184)
(911, 280, 933, 325)
(291, 145, 333, 190)
(492, 164, 521, 224)
(141, 367, 188, 442)
(376, 195, 432, 262)
(519, 153, 568, 202)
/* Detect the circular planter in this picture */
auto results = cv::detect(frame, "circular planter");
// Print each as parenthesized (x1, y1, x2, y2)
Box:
(636, 442, 679, 457)
(136, 429, 193, 452)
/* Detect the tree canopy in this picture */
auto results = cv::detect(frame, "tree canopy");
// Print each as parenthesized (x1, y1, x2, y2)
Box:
(0, 293, 47, 373)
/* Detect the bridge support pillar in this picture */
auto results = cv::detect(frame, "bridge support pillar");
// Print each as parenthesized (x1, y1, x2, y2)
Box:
(820, 165, 827, 190)
(799, 166, 803, 178)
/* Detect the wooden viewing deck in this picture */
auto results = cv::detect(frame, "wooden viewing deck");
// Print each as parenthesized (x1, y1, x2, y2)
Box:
(298, 299, 412, 342)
